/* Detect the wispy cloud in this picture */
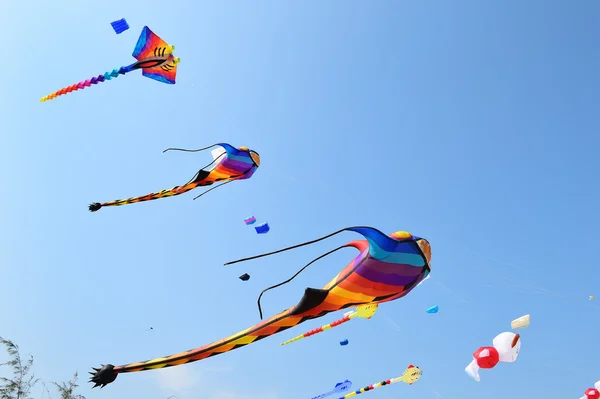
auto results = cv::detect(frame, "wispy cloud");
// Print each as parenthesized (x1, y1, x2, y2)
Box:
(155, 366, 199, 393)
(154, 365, 277, 399)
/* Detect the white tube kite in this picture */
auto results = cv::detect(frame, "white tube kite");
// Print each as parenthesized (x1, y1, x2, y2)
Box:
(511, 314, 530, 329)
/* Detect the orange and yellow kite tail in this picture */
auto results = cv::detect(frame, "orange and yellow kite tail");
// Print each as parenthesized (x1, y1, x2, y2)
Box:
(280, 303, 378, 346)
(341, 365, 422, 398)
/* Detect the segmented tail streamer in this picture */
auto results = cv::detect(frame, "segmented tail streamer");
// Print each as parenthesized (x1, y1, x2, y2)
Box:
(40, 67, 128, 102)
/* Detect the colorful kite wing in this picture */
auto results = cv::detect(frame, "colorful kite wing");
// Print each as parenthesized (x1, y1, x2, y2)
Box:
(132, 26, 170, 60)
(132, 26, 178, 84)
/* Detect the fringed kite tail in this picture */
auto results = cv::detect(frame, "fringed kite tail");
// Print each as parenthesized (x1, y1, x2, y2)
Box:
(40, 67, 130, 102)
(88, 306, 316, 388)
(88, 182, 200, 212)
(280, 313, 354, 346)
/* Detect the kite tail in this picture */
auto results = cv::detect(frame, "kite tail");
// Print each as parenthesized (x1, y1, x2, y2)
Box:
(88, 182, 200, 212)
(40, 66, 130, 102)
(280, 313, 354, 346)
(89, 307, 312, 388)
(341, 366, 422, 398)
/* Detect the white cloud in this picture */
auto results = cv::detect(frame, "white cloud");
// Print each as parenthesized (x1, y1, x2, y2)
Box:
(155, 366, 199, 393)
(154, 364, 277, 399)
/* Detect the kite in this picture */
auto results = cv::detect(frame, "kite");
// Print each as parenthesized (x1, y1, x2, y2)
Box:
(280, 303, 378, 346)
(465, 332, 521, 382)
(88, 143, 260, 212)
(510, 314, 530, 329)
(40, 26, 179, 102)
(312, 380, 352, 399)
(580, 380, 600, 399)
(590, 296, 595, 300)
(88, 227, 431, 388)
(239, 273, 250, 281)
(339, 365, 422, 398)
(110, 18, 129, 34)
(244, 216, 256, 225)
(255, 222, 270, 234)
(426, 305, 438, 313)
(339, 339, 348, 346)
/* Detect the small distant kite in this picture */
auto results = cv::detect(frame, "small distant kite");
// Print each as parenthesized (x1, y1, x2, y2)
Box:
(239, 273, 250, 281)
(465, 332, 521, 382)
(339, 339, 349, 346)
(280, 303, 378, 346)
(88, 143, 260, 212)
(580, 380, 600, 399)
(111, 18, 129, 34)
(590, 296, 595, 300)
(312, 380, 352, 399)
(41, 26, 179, 102)
(244, 216, 256, 225)
(510, 314, 530, 329)
(426, 305, 438, 313)
(340, 365, 422, 398)
(255, 222, 270, 234)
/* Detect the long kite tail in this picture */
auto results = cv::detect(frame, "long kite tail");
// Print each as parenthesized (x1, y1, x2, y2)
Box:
(40, 67, 130, 102)
(340, 366, 422, 398)
(88, 307, 312, 388)
(280, 311, 356, 346)
(88, 182, 201, 212)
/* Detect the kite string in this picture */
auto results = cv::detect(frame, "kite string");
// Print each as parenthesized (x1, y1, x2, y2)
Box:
(163, 144, 220, 153)
(224, 227, 360, 266)
(426, 245, 597, 309)
(192, 180, 233, 200)
(257, 245, 351, 319)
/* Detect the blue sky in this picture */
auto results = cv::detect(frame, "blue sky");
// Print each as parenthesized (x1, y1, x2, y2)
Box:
(1, 1, 599, 398)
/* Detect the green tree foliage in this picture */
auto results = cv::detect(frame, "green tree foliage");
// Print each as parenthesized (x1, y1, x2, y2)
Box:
(0, 337, 85, 399)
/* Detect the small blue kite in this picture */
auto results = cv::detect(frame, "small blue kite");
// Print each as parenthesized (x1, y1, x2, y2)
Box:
(255, 222, 270, 234)
(111, 18, 130, 34)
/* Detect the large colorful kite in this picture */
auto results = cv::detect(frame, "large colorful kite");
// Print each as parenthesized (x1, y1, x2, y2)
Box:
(40, 26, 179, 102)
(88, 143, 260, 212)
(89, 227, 431, 387)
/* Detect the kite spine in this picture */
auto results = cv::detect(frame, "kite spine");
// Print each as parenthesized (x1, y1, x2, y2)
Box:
(40, 67, 128, 102)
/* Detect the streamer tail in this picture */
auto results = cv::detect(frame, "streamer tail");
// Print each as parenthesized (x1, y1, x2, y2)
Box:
(40, 67, 132, 102)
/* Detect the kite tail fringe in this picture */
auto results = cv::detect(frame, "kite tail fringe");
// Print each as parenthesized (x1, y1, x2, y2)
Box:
(40, 67, 129, 102)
